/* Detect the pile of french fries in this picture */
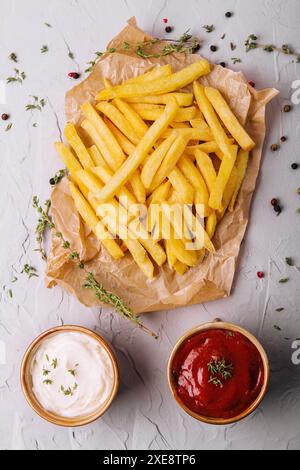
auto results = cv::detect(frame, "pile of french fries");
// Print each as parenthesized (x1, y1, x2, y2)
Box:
(55, 60, 255, 279)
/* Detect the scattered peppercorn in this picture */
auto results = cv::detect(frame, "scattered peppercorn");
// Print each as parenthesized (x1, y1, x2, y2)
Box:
(210, 45, 218, 52)
(257, 271, 264, 279)
(225, 12, 232, 18)
(163, 18, 168, 24)
(165, 26, 173, 33)
(271, 144, 279, 151)
(1, 113, 9, 121)
(248, 81, 256, 88)
(49, 178, 55, 186)
(271, 198, 278, 206)
(297, 187, 300, 195)
(283, 104, 292, 113)
(291, 163, 298, 170)
(192, 44, 201, 53)
(220, 62, 226, 67)
(274, 204, 282, 215)
(68, 72, 80, 79)
(280, 136, 287, 142)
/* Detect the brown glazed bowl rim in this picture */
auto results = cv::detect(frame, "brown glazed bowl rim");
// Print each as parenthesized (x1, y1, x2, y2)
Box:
(167, 320, 270, 425)
(20, 325, 119, 427)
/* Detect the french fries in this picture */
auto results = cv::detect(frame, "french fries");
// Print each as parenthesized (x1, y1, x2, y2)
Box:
(54, 62, 255, 279)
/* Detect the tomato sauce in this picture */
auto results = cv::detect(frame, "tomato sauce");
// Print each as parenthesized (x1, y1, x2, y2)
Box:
(172, 329, 264, 419)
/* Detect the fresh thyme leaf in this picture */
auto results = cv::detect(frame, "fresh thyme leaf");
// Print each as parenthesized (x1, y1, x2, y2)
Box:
(5, 123, 12, 132)
(9, 52, 18, 63)
(123, 42, 130, 50)
(43, 379, 53, 385)
(107, 48, 116, 53)
(11, 276, 18, 283)
(230, 42, 237, 51)
(274, 325, 282, 331)
(69, 251, 79, 260)
(6, 68, 26, 84)
(282, 44, 292, 54)
(231, 57, 242, 64)
(60, 384, 77, 396)
(41, 45, 49, 53)
(8, 289, 13, 298)
(203, 24, 215, 33)
(208, 376, 223, 387)
(68, 51, 75, 59)
(264, 45, 274, 52)
(296, 208, 300, 214)
(25, 96, 46, 112)
(279, 278, 289, 283)
(21, 264, 38, 279)
(33, 123, 37, 128)
(33, 197, 52, 260)
(51, 358, 58, 369)
(207, 358, 233, 387)
(245, 34, 300, 60)
(85, 51, 103, 73)
(285, 257, 294, 266)
(44, 22, 52, 28)
(276, 308, 285, 312)
(68, 369, 76, 377)
(43, 368, 51, 376)
(45, 354, 50, 362)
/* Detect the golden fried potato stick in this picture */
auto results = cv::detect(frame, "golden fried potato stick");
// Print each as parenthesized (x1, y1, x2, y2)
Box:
(81, 119, 123, 172)
(103, 117, 136, 156)
(141, 134, 177, 189)
(150, 136, 188, 190)
(96, 60, 211, 100)
(128, 218, 166, 267)
(129, 170, 146, 204)
(209, 145, 238, 210)
(162, 126, 213, 142)
(194, 149, 217, 192)
(177, 155, 210, 217)
(127, 92, 194, 107)
(167, 167, 195, 204)
(131, 104, 197, 123)
(217, 166, 238, 220)
(96, 101, 140, 145)
(204, 87, 255, 151)
(229, 150, 249, 212)
(206, 211, 217, 239)
(87, 145, 109, 169)
(123, 64, 173, 85)
(81, 102, 125, 169)
(95, 98, 179, 203)
(186, 142, 219, 155)
(193, 81, 233, 160)
(69, 181, 124, 260)
(113, 99, 149, 139)
(160, 224, 198, 267)
(147, 181, 171, 206)
(169, 122, 191, 129)
(64, 123, 94, 168)
(173, 260, 189, 275)
(164, 239, 177, 269)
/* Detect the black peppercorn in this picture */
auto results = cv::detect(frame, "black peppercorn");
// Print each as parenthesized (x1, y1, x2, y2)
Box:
(220, 62, 226, 67)
(280, 136, 287, 142)
(291, 163, 298, 170)
(271, 198, 278, 206)
(192, 44, 201, 53)
(165, 26, 173, 33)
(210, 45, 218, 52)
(1, 113, 9, 121)
(49, 178, 55, 186)
(271, 144, 279, 151)
(225, 12, 232, 18)
(283, 105, 292, 113)
(274, 204, 282, 214)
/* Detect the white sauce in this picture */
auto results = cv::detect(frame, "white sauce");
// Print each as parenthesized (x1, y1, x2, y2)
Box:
(30, 331, 115, 418)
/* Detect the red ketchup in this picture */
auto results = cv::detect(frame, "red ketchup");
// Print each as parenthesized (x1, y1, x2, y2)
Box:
(172, 329, 264, 419)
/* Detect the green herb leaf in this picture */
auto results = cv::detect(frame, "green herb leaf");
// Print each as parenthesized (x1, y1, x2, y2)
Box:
(203, 25, 214, 33)
(276, 308, 285, 312)
(5, 123, 13, 132)
(51, 358, 58, 369)
(43, 379, 53, 385)
(9, 52, 18, 63)
(21, 264, 38, 279)
(231, 57, 242, 64)
(279, 278, 289, 283)
(274, 325, 282, 331)
(43, 368, 51, 376)
(285, 257, 294, 266)
(44, 22, 52, 28)
(41, 45, 49, 54)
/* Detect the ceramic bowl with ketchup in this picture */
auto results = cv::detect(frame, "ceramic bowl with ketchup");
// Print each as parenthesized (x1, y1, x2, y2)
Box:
(168, 320, 270, 425)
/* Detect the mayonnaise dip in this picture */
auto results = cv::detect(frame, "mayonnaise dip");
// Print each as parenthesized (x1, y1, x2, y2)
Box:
(30, 331, 115, 418)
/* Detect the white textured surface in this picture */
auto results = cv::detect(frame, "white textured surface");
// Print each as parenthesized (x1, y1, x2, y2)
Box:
(1, 0, 300, 451)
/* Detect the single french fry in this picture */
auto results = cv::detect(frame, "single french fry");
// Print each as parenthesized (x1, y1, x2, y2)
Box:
(229, 150, 249, 211)
(177, 155, 210, 217)
(96, 60, 211, 100)
(194, 149, 217, 192)
(76, 168, 104, 193)
(113, 98, 148, 139)
(123, 64, 173, 85)
(129, 170, 146, 204)
(164, 239, 177, 269)
(169, 122, 191, 129)
(186, 142, 219, 155)
(206, 211, 217, 239)
(64, 123, 94, 168)
(96, 101, 140, 145)
(69, 181, 124, 260)
(55, 142, 82, 175)
(127, 92, 194, 107)
(193, 81, 233, 160)
(81, 119, 123, 172)
(160, 202, 190, 242)
(150, 136, 188, 190)
(131, 103, 197, 123)
(204, 87, 255, 151)
(162, 126, 213, 142)
(147, 181, 171, 206)
(161, 225, 198, 267)
(95, 98, 179, 203)
(167, 167, 195, 205)
(209, 145, 238, 210)
(103, 117, 136, 156)
(88, 145, 110, 170)
(173, 260, 189, 275)
(81, 102, 125, 169)
(141, 134, 177, 189)
(217, 166, 238, 220)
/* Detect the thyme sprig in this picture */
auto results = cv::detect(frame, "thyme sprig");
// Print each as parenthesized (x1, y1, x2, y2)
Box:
(84, 31, 201, 73)
(21, 264, 38, 279)
(207, 358, 233, 388)
(245, 34, 300, 62)
(25, 96, 46, 112)
(6, 68, 26, 84)
(50, 169, 67, 186)
(32, 196, 157, 338)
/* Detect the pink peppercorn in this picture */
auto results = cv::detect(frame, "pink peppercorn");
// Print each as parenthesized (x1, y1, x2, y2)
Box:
(257, 271, 264, 279)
